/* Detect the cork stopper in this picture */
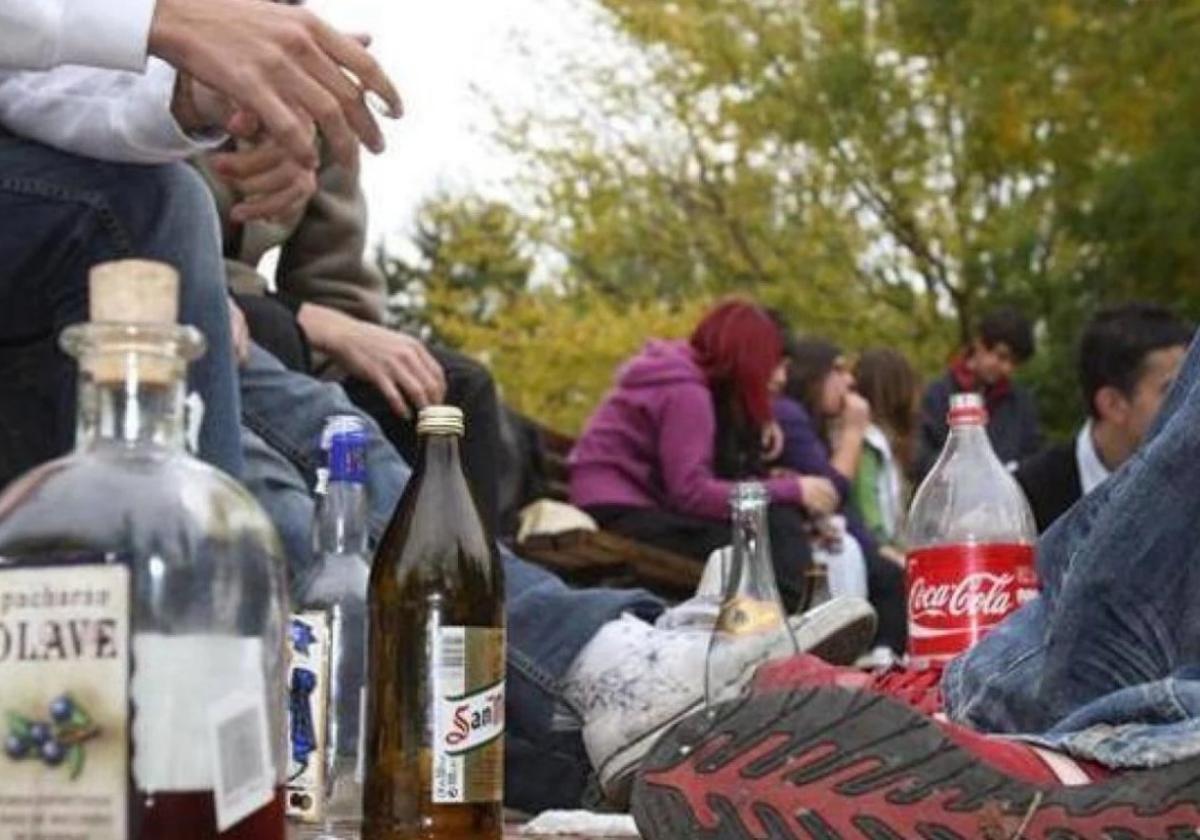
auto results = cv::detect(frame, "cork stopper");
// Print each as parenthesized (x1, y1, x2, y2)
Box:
(82, 260, 186, 384)
(89, 260, 179, 324)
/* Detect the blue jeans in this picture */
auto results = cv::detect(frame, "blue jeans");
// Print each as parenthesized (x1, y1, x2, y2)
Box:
(945, 331, 1200, 768)
(0, 134, 243, 477)
(238, 344, 664, 808)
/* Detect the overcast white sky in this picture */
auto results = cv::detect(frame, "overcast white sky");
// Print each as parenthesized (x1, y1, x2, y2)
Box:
(307, 0, 593, 253)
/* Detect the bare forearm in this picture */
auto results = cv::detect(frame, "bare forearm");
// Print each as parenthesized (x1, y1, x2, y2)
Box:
(830, 425, 866, 482)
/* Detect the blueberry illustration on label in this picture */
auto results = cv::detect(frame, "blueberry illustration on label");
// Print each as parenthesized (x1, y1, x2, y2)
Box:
(5, 695, 99, 780)
(291, 619, 317, 655)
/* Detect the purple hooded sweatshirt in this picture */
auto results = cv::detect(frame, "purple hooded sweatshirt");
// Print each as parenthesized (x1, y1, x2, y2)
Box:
(568, 339, 803, 521)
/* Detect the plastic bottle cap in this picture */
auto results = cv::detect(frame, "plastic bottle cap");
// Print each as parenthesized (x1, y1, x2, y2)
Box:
(328, 429, 368, 484)
(947, 392, 988, 426)
(417, 405, 465, 436)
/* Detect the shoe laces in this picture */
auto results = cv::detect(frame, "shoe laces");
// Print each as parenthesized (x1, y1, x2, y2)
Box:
(867, 663, 944, 715)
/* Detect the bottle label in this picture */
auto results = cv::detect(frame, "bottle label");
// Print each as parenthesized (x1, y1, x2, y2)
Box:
(129, 634, 275, 803)
(285, 611, 333, 823)
(431, 626, 505, 804)
(905, 542, 1038, 663)
(0, 562, 130, 840)
(713, 595, 785, 637)
(208, 689, 276, 832)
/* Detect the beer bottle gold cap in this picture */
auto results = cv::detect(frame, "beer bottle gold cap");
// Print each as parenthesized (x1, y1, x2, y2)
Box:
(417, 405, 465, 436)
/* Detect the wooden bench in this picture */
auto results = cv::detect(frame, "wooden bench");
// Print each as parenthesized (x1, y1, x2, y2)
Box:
(516, 424, 702, 600)
(514, 423, 824, 607)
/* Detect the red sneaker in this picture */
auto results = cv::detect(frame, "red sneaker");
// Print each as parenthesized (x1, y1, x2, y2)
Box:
(753, 653, 945, 715)
(631, 687, 1195, 840)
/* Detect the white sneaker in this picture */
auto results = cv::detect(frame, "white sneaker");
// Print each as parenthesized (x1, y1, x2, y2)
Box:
(561, 596, 876, 803)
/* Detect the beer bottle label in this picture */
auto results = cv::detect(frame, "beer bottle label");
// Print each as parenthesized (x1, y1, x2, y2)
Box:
(285, 611, 334, 822)
(0, 561, 131, 840)
(431, 626, 505, 804)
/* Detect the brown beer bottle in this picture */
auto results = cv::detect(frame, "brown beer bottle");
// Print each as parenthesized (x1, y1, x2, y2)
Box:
(363, 406, 505, 840)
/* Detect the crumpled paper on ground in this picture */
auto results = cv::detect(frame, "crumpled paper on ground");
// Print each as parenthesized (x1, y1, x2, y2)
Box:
(519, 809, 640, 836)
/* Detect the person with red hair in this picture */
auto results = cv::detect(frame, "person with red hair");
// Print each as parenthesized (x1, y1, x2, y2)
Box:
(569, 299, 839, 609)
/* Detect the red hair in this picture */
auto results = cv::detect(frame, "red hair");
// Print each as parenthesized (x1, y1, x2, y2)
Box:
(689, 299, 783, 428)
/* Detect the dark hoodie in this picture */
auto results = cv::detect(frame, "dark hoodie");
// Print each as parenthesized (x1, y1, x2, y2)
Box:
(568, 340, 801, 520)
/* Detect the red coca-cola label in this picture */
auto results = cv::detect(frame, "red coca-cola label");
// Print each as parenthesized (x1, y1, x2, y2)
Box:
(905, 542, 1038, 664)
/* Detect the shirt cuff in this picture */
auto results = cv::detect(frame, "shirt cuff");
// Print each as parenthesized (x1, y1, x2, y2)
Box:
(56, 0, 153, 71)
(126, 60, 227, 161)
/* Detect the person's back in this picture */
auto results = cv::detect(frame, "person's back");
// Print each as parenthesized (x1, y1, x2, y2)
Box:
(569, 339, 715, 516)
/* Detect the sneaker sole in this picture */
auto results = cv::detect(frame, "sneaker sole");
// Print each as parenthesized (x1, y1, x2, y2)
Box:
(631, 686, 1200, 839)
(598, 611, 877, 807)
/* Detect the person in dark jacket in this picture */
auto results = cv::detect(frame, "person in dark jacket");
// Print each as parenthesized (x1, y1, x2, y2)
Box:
(569, 300, 840, 610)
(915, 306, 1040, 482)
(1016, 303, 1192, 533)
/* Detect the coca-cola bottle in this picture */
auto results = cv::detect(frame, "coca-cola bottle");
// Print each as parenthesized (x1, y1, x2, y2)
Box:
(904, 393, 1037, 666)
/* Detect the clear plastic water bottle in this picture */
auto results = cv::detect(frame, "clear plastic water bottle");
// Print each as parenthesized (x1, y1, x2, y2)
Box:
(287, 421, 370, 837)
(904, 393, 1038, 666)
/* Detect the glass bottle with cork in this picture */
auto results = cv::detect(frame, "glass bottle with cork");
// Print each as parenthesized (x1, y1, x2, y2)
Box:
(0, 260, 289, 839)
(362, 405, 504, 840)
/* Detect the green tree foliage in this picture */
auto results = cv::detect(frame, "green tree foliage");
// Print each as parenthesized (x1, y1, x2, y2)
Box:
(385, 0, 1200, 438)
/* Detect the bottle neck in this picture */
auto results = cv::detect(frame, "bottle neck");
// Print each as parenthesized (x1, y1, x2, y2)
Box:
(76, 363, 189, 454)
(945, 421, 993, 455)
(315, 480, 370, 557)
(62, 323, 203, 456)
(731, 497, 770, 561)
(421, 433, 465, 480)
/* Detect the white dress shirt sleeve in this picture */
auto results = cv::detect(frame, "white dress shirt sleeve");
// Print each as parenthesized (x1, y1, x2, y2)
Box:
(0, 0, 155, 72)
(0, 61, 225, 164)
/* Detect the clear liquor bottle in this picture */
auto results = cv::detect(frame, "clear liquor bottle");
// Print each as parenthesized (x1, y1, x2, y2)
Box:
(705, 482, 797, 708)
(0, 261, 288, 840)
(288, 420, 370, 837)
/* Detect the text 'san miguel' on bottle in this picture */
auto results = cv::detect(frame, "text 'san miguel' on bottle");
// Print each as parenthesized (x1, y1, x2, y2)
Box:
(363, 406, 505, 840)
(904, 392, 1038, 666)
(0, 261, 289, 839)
(287, 417, 371, 837)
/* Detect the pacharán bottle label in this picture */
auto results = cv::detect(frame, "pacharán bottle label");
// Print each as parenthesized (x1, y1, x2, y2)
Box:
(0, 562, 130, 840)
(431, 627, 504, 804)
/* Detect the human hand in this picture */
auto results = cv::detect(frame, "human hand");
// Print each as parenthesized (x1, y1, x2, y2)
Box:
(797, 475, 839, 516)
(843, 392, 871, 430)
(298, 303, 446, 417)
(228, 298, 250, 367)
(761, 421, 784, 461)
(210, 139, 318, 223)
(149, 0, 403, 168)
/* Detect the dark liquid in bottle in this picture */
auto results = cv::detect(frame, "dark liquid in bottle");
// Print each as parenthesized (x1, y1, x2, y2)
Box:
(363, 425, 504, 840)
(136, 787, 286, 840)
